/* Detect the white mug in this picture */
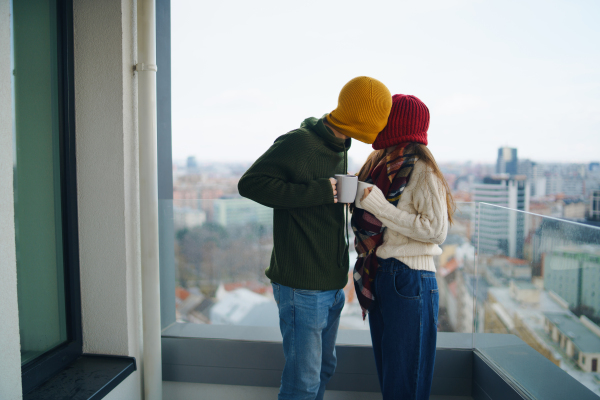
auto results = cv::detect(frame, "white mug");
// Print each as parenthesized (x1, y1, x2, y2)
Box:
(334, 174, 358, 203)
(354, 181, 375, 209)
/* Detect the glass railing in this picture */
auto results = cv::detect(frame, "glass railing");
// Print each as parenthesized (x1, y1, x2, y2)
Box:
(436, 201, 477, 334)
(162, 198, 477, 334)
(473, 203, 600, 397)
(165, 198, 277, 327)
(160, 197, 600, 395)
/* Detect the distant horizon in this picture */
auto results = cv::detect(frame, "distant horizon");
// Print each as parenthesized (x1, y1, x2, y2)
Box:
(172, 155, 600, 166)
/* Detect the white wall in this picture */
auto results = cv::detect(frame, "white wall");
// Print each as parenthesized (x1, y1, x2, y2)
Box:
(0, 0, 24, 398)
(73, 0, 143, 398)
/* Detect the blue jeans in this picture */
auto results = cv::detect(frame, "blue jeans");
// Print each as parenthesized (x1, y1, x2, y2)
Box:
(368, 258, 439, 400)
(272, 282, 345, 400)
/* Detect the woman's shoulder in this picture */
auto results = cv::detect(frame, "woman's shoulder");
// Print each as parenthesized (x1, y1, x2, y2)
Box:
(410, 160, 446, 193)
(409, 159, 433, 179)
(412, 159, 429, 172)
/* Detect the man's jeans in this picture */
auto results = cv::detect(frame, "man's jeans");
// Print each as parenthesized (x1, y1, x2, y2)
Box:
(368, 258, 439, 400)
(272, 282, 345, 400)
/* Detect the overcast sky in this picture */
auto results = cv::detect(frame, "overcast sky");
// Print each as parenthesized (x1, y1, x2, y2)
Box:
(171, 0, 600, 166)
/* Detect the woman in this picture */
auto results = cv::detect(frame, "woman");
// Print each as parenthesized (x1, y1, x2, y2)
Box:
(351, 94, 455, 400)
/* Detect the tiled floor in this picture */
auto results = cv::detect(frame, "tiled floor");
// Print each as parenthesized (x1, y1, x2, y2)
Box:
(163, 382, 475, 400)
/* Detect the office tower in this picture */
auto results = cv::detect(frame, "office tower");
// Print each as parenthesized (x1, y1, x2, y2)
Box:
(496, 147, 518, 176)
(519, 159, 546, 197)
(518, 159, 537, 179)
(561, 177, 585, 197)
(186, 156, 198, 172)
(592, 190, 600, 221)
(545, 174, 563, 196)
(473, 177, 530, 258)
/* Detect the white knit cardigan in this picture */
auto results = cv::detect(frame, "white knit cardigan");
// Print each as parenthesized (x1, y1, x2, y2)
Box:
(360, 160, 448, 272)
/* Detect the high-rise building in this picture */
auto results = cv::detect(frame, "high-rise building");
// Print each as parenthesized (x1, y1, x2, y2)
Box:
(545, 174, 563, 196)
(472, 176, 530, 258)
(519, 159, 546, 197)
(591, 190, 600, 221)
(186, 156, 198, 172)
(562, 176, 585, 197)
(518, 159, 538, 179)
(496, 147, 518, 176)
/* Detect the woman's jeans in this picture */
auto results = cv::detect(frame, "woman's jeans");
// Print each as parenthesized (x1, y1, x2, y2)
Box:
(368, 258, 439, 400)
(272, 282, 345, 400)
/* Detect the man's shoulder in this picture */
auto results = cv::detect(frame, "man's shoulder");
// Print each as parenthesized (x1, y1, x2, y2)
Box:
(273, 127, 320, 147)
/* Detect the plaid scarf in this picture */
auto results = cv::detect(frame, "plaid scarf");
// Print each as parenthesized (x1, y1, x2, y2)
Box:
(351, 143, 418, 318)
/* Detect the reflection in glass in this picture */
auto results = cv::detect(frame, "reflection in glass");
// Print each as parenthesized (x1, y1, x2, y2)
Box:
(11, 0, 68, 365)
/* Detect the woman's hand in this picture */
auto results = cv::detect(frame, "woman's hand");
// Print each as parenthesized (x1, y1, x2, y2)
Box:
(361, 186, 373, 201)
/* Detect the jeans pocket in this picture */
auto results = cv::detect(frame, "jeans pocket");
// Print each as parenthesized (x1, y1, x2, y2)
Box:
(333, 288, 345, 306)
(272, 283, 280, 305)
(431, 289, 439, 326)
(392, 269, 421, 300)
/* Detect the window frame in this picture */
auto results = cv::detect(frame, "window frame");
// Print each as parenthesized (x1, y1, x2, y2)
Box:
(18, 0, 82, 393)
(157, 0, 177, 330)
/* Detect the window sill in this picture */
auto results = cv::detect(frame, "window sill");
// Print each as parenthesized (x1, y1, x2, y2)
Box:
(24, 355, 136, 400)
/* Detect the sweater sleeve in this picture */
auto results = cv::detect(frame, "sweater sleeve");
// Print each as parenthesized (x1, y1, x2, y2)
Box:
(361, 172, 448, 244)
(238, 133, 335, 209)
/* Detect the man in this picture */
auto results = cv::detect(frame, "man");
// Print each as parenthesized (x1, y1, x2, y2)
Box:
(238, 76, 392, 400)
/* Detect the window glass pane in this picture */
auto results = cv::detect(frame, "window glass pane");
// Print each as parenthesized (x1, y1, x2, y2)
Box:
(11, 0, 67, 365)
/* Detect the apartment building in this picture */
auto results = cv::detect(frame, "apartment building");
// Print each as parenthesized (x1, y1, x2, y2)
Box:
(472, 176, 530, 258)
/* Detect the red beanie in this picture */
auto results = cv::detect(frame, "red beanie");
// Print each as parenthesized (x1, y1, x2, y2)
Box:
(372, 94, 429, 150)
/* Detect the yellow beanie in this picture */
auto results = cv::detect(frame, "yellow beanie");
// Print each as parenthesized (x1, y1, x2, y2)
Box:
(326, 76, 392, 144)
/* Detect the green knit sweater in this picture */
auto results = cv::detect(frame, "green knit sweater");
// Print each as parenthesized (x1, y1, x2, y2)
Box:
(238, 116, 350, 290)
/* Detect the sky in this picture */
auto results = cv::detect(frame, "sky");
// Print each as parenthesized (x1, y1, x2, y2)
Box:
(171, 0, 600, 166)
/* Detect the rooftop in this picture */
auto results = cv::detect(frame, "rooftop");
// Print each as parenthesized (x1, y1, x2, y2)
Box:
(545, 312, 600, 354)
(553, 245, 600, 258)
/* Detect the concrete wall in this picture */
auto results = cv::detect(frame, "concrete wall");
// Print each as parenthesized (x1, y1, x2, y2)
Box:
(73, 0, 142, 398)
(0, 0, 24, 398)
(579, 352, 600, 373)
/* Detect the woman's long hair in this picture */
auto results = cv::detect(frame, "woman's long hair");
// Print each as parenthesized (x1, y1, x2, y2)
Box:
(356, 143, 455, 225)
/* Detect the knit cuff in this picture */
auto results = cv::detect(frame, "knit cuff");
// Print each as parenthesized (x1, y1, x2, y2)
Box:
(361, 186, 390, 216)
(317, 178, 336, 204)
